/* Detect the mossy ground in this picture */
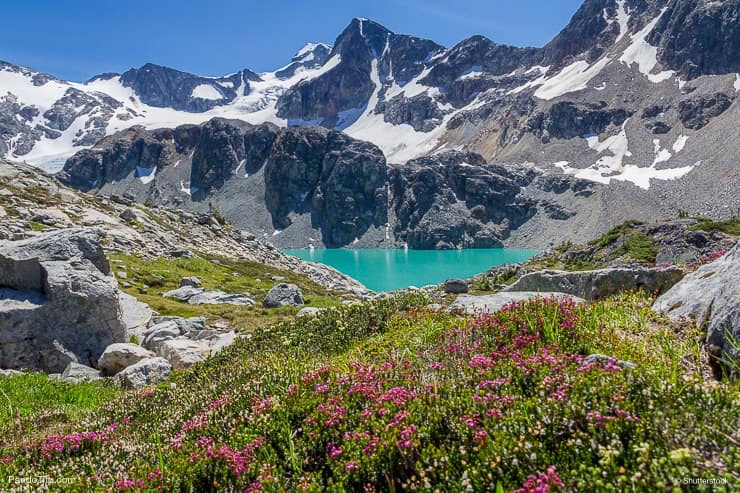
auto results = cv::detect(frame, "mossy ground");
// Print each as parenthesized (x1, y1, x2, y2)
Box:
(111, 253, 344, 330)
(0, 291, 737, 492)
(687, 217, 740, 236)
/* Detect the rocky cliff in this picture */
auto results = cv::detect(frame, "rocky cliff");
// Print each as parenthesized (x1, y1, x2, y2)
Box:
(57, 118, 613, 249)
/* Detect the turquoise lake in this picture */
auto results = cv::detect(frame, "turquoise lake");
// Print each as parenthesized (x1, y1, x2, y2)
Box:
(283, 249, 540, 291)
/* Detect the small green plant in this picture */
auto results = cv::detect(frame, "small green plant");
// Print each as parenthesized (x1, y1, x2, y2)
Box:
(687, 217, 740, 236)
(621, 231, 659, 263)
(589, 219, 645, 248)
(28, 221, 48, 231)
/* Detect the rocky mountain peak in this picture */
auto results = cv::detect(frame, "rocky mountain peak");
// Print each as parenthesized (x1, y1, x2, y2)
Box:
(275, 43, 332, 79)
(647, 0, 740, 78)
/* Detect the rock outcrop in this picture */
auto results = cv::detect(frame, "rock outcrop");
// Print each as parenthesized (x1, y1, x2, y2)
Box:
(653, 243, 740, 371)
(98, 343, 156, 375)
(504, 266, 685, 301)
(389, 152, 538, 249)
(0, 229, 127, 372)
(448, 292, 585, 315)
(263, 283, 305, 308)
(115, 357, 172, 389)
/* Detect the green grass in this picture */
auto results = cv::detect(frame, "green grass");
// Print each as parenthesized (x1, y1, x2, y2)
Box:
(110, 253, 343, 330)
(687, 217, 740, 236)
(1, 292, 737, 491)
(0, 373, 119, 447)
(618, 231, 659, 263)
(28, 221, 48, 232)
(588, 219, 645, 248)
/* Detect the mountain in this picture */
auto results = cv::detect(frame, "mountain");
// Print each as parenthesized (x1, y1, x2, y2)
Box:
(2, 0, 739, 248)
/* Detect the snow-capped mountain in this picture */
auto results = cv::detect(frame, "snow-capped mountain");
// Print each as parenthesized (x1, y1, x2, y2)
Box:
(1, 0, 738, 248)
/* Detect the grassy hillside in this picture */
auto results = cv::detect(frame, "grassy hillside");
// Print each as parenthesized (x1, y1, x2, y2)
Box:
(1, 291, 737, 492)
(111, 253, 344, 329)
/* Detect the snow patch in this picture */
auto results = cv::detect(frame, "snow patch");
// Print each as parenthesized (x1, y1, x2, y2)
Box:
(191, 84, 223, 100)
(652, 139, 672, 166)
(558, 121, 696, 189)
(614, 0, 630, 44)
(619, 10, 675, 83)
(734, 74, 740, 91)
(459, 66, 483, 80)
(136, 165, 157, 184)
(511, 59, 610, 100)
(672, 135, 688, 153)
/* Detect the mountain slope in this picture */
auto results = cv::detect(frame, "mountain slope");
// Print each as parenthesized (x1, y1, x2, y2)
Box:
(1, 0, 738, 247)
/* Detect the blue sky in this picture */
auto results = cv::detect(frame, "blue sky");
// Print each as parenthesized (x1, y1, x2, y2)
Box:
(0, 0, 584, 82)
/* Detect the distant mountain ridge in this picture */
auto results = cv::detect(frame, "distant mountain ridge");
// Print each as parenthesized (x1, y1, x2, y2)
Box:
(1, 0, 738, 248)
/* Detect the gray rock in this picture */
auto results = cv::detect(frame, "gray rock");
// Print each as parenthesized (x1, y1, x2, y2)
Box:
(190, 329, 220, 341)
(296, 307, 324, 317)
(678, 92, 734, 130)
(504, 267, 685, 301)
(653, 243, 740, 369)
(97, 343, 155, 375)
(187, 290, 255, 306)
(443, 278, 469, 294)
(61, 362, 102, 383)
(582, 354, 636, 369)
(208, 331, 236, 354)
(172, 316, 208, 334)
(142, 321, 181, 351)
(162, 286, 204, 301)
(115, 357, 172, 389)
(0, 368, 21, 378)
(448, 292, 585, 315)
(0, 229, 126, 372)
(119, 208, 137, 222)
(263, 283, 304, 308)
(158, 339, 210, 369)
(118, 291, 152, 339)
(179, 276, 202, 288)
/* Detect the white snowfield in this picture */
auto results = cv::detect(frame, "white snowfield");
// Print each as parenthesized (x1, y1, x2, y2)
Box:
(191, 84, 223, 100)
(0, 9, 722, 190)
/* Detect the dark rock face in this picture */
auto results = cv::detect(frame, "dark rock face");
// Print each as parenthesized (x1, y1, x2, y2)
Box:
(389, 151, 537, 249)
(678, 92, 734, 129)
(190, 119, 279, 196)
(525, 101, 632, 141)
(120, 64, 259, 112)
(375, 93, 444, 132)
(420, 36, 538, 107)
(58, 126, 178, 191)
(540, 0, 616, 68)
(648, 0, 740, 79)
(264, 126, 388, 246)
